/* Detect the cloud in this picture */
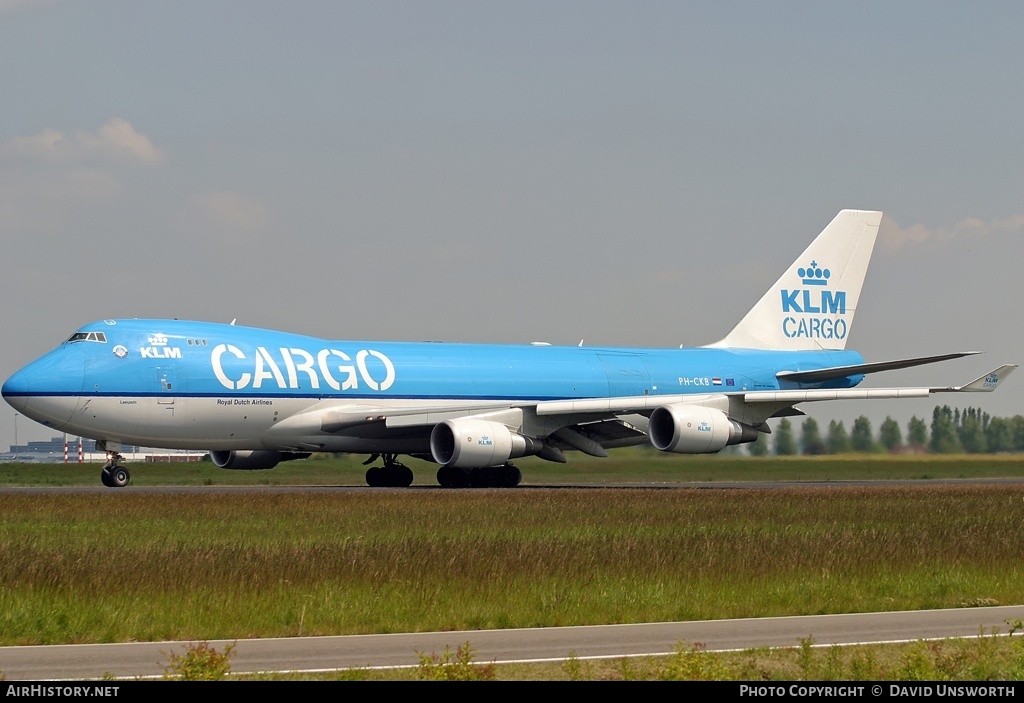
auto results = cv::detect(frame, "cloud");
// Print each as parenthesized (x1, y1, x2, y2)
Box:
(78, 118, 165, 165)
(1, 118, 165, 166)
(0, 119, 163, 238)
(3, 127, 65, 158)
(879, 213, 1024, 254)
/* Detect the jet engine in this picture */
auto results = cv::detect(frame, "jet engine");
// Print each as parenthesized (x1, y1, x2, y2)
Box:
(430, 418, 542, 467)
(209, 450, 310, 470)
(648, 404, 759, 454)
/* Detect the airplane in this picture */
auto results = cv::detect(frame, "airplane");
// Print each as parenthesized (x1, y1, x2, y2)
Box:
(1, 209, 1015, 488)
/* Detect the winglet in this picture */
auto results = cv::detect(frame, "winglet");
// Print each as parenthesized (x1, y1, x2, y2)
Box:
(934, 364, 1018, 393)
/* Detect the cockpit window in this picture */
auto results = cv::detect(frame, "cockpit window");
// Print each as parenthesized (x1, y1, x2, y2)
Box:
(66, 331, 108, 343)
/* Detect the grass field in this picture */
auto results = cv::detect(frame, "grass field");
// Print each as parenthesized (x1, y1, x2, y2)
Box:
(1, 480, 1023, 647)
(3, 453, 1023, 680)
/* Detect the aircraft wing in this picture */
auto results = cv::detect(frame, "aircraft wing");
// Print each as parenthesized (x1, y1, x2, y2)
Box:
(280, 364, 1014, 457)
(749, 364, 1017, 404)
(316, 403, 522, 432)
(305, 364, 1015, 430)
(535, 393, 721, 416)
(530, 364, 1017, 416)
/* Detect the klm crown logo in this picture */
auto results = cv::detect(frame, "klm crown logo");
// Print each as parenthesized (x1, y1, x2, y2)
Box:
(781, 260, 845, 314)
(798, 261, 830, 286)
(140, 332, 181, 359)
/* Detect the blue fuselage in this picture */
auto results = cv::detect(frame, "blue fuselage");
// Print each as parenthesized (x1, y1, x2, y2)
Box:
(2, 319, 864, 451)
(5, 319, 864, 401)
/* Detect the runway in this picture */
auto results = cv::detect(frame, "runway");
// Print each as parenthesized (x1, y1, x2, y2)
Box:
(3, 475, 1024, 496)
(2, 606, 1022, 680)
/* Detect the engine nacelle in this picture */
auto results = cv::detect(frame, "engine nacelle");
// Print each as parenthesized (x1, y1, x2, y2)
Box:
(648, 404, 758, 454)
(210, 450, 310, 470)
(430, 419, 541, 468)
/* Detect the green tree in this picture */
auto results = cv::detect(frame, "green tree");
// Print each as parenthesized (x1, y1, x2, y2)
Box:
(826, 420, 851, 454)
(851, 416, 876, 453)
(1012, 416, 1024, 452)
(747, 431, 769, 456)
(774, 418, 796, 456)
(800, 417, 825, 455)
(985, 416, 1014, 453)
(958, 408, 987, 454)
(879, 416, 902, 451)
(930, 405, 962, 453)
(907, 416, 928, 449)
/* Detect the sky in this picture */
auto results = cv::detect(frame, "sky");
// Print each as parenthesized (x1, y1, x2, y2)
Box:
(2, 1, 1022, 451)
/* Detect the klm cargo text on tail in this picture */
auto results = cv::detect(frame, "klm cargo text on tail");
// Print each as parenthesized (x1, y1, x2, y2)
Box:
(781, 261, 848, 341)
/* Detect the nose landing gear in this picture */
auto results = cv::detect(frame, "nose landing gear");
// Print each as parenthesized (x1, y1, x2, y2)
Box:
(100, 452, 130, 487)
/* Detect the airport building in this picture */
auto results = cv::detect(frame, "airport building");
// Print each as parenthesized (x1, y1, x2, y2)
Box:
(3, 436, 203, 463)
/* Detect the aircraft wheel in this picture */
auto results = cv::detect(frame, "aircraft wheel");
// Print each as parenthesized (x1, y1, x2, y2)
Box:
(365, 466, 383, 487)
(436, 466, 455, 487)
(437, 466, 470, 488)
(110, 466, 130, 488)
(501, 465, 522, 488)
(392, 465, 414, 487)
(100, 469, 114, 488)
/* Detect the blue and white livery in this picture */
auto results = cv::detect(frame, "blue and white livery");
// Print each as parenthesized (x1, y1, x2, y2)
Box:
(2, 210, 1015, 487)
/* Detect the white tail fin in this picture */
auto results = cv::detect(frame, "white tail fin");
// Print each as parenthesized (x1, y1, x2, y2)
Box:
(711, 209, 882, 351)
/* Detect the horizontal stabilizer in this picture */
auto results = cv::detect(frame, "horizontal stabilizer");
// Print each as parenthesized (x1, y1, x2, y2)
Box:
(776, 351, 981, 384)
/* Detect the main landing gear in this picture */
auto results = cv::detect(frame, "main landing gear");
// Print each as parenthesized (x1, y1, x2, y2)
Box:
(363, 454, 414, 487)
(100, 452, 130, 488)
(361, 454, 523, 488)
(437, 464, 522, 488)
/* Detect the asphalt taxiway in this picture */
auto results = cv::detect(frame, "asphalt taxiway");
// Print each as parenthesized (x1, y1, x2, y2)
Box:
(2, 606, 1022, 680)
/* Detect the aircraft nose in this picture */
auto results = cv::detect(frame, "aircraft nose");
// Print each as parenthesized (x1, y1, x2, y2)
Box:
(3, 348, 85, 428)
(1, 370, 30, 413)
